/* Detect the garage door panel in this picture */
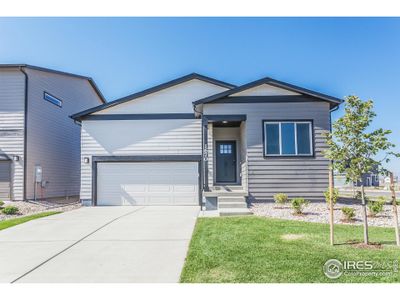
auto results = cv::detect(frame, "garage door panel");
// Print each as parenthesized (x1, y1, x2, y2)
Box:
(97, 161, 199, 206)
(148, 185, 172, 192)
(173, 185, 197, 192)
(123, 184, 147, 192)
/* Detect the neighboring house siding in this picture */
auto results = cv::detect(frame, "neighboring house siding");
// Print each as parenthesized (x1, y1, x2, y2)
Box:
(0, 69, 25, 200)
(25, 68, 103, 200)
(80, 119, 202, 200)
(0, 161, 11, 199)
(203, 101, 330, 201)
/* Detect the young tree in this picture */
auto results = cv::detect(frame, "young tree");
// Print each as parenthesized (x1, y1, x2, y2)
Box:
(325, 95, 399, 244)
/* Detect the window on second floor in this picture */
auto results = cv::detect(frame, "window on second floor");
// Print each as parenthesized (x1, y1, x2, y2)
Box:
(44, 92, 63, 108)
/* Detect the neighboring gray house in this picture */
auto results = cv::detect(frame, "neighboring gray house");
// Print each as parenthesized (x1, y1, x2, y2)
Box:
(0, 64, 105, 201)
(335, 172, 380, 188)
(71, 73, 342, 215)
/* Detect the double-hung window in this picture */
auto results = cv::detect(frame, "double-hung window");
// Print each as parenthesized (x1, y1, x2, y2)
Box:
(263, 120, 313, 156)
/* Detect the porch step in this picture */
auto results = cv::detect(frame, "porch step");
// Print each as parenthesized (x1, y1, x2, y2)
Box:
(213, 185, 244, 191)
(219, 208, 253, 216)
(218, 202, 248, 209)
(218, 194, 251, 214)
(204, 191, 248, 197)
(218, 196, 247, 203)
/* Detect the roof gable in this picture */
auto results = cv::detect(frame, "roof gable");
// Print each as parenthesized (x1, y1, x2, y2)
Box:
(231, 83, 300, 97)
(0, 64, 106, 103)
(71, 73, 235, 120)
(93, 79, 230, 115)
(193, 77, 343, 108)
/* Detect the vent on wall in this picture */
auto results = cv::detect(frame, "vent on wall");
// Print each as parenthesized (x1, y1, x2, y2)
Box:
(44, 92, 63, 108)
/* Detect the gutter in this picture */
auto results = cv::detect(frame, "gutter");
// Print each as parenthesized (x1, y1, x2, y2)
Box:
(19, 66, 28, 201)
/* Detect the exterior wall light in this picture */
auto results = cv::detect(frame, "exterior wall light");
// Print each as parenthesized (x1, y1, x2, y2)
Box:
(83, 157, 90, 164)
(12, 155, 20, 161)
(222, 121, 228, 124)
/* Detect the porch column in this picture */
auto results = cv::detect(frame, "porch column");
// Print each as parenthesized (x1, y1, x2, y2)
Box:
(202, 116, 209, 191)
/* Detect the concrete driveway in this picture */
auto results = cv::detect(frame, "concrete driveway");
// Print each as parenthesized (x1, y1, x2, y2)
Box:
(0, 206, 199, 283)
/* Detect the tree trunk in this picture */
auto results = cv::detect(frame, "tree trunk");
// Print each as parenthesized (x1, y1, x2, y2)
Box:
(389, 172, 400, 246)
(329, 166, 335, 246)
(360, 184, 369, 244)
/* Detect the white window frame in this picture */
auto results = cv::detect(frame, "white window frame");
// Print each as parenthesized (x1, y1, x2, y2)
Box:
(263, 120, 313, 157)
(44, 92, 63, 108)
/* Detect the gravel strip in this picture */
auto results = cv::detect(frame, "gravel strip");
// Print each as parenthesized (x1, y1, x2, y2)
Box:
(250, 200, 399, 227)
(0, 201, 81, 221)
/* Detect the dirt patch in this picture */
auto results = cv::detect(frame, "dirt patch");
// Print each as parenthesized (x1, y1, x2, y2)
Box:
(208, 266, 235, 282)
(281, 234, 306, 241)
(292, 213, 305, 216)
(340, 219, 356, 223)
(346, 240, 383, 249)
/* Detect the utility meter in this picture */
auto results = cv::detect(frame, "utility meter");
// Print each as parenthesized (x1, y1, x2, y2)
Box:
(35, 166, 42, 183)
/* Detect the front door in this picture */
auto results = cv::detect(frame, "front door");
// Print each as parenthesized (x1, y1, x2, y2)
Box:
(216, 141, 237, 183)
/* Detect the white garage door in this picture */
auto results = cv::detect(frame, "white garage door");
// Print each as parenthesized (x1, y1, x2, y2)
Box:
(96, 162, 199, 206)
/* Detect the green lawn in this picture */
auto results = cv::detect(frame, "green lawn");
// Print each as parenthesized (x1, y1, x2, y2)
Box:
(0, 211, 61, 231)
(180, 216, 400, 283)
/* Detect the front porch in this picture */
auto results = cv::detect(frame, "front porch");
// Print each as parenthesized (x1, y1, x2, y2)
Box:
(201, 115, 252, 216)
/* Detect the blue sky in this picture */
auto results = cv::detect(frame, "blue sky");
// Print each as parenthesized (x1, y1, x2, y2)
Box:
(1, 17, 399, 172)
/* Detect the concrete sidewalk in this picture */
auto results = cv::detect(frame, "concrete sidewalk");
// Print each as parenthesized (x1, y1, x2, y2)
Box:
(0, 206, 199, 283)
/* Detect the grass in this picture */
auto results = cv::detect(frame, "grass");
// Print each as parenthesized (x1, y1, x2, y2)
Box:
(180, 216, 400, 283)
(0, 211, 61, 231)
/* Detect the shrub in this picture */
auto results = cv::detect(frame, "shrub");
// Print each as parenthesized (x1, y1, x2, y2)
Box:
(323, 188, 339, 207)
(291, 198, 309, 215)
(0, 200, 4, 208)
(1, 205, 19, 215)
(367, 197, 386, 217)
(341, 207, 356, 222)
(274, 193, 288, 206)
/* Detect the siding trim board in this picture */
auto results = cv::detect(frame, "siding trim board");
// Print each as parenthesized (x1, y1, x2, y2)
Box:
(20, 67, 28, 201)
(204, 115, 247, 122)
(261, 119, 316, 159)
(82, 113, 197, 120)
(91, 155, 202, 206)
(212, 95, 319, 104)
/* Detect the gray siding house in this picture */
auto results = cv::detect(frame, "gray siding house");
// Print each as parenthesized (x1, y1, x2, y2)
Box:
(71, 73, 342, 215)
(0, 65, 105, 201)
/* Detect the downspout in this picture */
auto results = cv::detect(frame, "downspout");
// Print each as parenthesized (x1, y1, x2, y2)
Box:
(19, 67, 28, 201)
(329, 104, 339, 132)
